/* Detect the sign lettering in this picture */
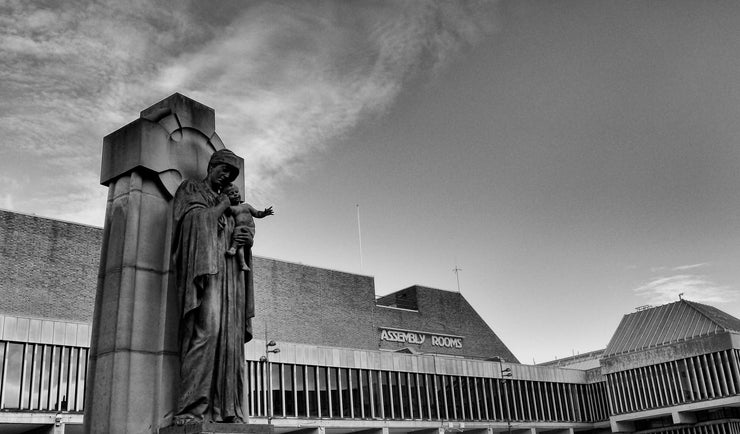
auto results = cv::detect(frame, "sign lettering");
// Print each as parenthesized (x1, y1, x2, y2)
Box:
(431, 335, 463, 348)
(379, 327, 463, 349)
(380, 329, 426, 344)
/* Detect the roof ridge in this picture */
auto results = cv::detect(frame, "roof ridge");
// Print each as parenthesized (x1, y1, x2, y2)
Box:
(681, 299, 719, 329)
(683, 299, 740, 333)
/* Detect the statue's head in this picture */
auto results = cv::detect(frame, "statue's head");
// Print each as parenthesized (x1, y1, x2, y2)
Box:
(207, 149, 240, 189)
(223, 183, 242, 205)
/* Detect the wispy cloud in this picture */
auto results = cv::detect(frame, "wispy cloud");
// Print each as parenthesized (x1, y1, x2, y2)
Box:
(0, 1, 202, 223)
(634, 273, 737, 305)
(0, 0, 499, 225)
(649, 263, 709, 273)
(672, 263, 709, 271)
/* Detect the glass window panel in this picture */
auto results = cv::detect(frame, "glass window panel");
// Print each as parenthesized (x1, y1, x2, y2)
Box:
(409, 373, 420, 419)
(430, 375, 441, 420)
(391, 371, 401, 419)
(328, 367, 340, 417)
(68, 348, 79, 411)
(4, 343, 24, 409)
(460, 377, 470, 420)
(283, 364, 294, 416)
(272, 363, 283, 416)
(19, 344, 32, 410)
(351, 369, 361, 417)
(438, 375, 449, 420)
(504, 380, 513, 422)
(340, 368, 350, 417)
(296, 365, 306, 417)
(532, 381, 542, 420)
(318, 367, 328, 416)
(253, 362, 262, 416)
(245, 361, 253, 416)
(76, 349, 87, 412)
(513, 380, 522, 421)
(39, 345, 51, 410)
(30, 345, 42, 410)
(0, 343, 4, 408)
(370, 370, 381, 419)
(520, 381, 530, 421)
(383, 371, 394, 419)
(491, 379, 500, 420)
(306, 366, 318, 417)
(49, 347, 61, 411)
(253, 362, 261, 416)
(59, 347, 70, 411)
(446, 376, 459, 420)
(474, 378, 484, 420)
(360, 369, 369, 418)
(247, 361, 256, 417)
(485, 378, 495, 420)
(419, 374, 430, 419)
(398, 372, 409, 419)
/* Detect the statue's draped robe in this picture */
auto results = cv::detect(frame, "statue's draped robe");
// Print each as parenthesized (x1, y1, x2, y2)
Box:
(172, 179, 254, 422)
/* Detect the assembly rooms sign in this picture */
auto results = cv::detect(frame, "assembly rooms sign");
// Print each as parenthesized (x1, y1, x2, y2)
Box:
(379, 327, 464, 349)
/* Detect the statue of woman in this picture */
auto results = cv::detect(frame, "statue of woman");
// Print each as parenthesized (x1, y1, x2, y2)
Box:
(171, 149, 254, 424)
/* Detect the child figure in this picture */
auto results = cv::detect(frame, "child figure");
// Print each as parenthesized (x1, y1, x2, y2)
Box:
(223, 183, 274, 271)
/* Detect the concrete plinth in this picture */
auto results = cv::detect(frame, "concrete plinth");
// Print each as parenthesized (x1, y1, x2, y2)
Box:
(159, 422, 274, 434)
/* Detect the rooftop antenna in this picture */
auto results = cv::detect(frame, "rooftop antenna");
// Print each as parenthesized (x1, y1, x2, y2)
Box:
(453, 259, 462, 292)
(679, 292, 684, 300)
(356, 204, 364, 272)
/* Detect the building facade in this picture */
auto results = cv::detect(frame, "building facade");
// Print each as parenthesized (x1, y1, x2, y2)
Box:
(0, 209, 739, 434)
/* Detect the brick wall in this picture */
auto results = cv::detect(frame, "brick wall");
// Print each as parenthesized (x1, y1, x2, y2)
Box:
(251, 257, 378, 349)
(0, 210, 100, 323)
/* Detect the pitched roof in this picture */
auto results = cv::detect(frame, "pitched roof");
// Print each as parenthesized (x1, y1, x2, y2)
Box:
(603, 299, 740, 357)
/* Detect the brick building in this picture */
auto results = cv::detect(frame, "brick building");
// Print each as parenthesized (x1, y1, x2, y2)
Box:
(1, 209, 739, 434)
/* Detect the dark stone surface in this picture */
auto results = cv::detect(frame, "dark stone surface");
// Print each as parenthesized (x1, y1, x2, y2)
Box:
(159, 422, 274, 434)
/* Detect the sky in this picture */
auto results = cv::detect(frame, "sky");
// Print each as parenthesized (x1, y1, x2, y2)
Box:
(2, 0, 740, 364)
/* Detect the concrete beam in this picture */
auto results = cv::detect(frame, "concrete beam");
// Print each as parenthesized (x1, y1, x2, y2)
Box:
(287, 428, 325, 434)
(537, 429, 573, 434)
(610, 420, 635, 433)
(672, 411, 697, 424)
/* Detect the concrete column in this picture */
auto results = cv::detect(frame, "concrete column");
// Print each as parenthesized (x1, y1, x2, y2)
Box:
(84, 94, 240, 434)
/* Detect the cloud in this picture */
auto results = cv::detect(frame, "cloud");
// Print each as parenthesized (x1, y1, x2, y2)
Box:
(633, 274, 738, 305)
(152, 0, 501, 199)
(0, 0, 499, 226)
(0, 1, 205, 225)
(672, 263, 708, 271)
(649, 263, 709, 273)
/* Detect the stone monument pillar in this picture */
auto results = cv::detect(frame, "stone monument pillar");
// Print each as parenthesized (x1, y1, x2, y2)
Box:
(84, 94, 244, 433)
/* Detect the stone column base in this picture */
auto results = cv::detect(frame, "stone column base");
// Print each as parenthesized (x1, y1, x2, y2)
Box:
(160, 422, 274, 434)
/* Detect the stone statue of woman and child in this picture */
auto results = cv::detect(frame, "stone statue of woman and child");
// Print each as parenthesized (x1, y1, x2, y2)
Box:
(171, 149, 273, 425)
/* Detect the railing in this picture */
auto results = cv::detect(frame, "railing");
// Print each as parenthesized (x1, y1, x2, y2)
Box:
(0, 340, 88, 412)
(606, 349, 740, 415)
(247, 361, 609, 422)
